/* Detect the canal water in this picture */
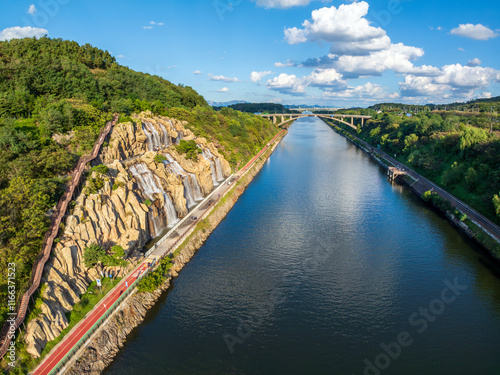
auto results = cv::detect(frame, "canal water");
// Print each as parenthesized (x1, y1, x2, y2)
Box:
(105, 117, 500, 375)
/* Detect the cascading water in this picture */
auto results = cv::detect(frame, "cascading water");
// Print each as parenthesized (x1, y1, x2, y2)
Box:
(129, 163, 179, 231)
(214, 157, 224, 181)
(199, 146, 224, 184)
(142, 124, 154, 151)
(159, 123, 171, 147)
(164, 154, 204, 209)
(188, 173, 203, 201)
(143, 122, 162, 150)
(199, 146, 218, 187)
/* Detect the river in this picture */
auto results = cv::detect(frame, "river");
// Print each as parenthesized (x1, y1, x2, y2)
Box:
(104, 117, 500, 375)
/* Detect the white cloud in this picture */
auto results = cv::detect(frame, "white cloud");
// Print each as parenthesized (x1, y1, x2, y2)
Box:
(250, 71, 273, 83)
(157, 22, 165, 26)
(332, 43, 439, 78)
(450, 24, 498, 40)
(323, 82, 399, 100)
(435, 64, 500, 88)
(478, 92, 492, 99)
(208, 74, 240, 82)
(193, 70, 203, 75)
(458, 47, 466, 52)
(143, 26, 153, 30)
(466, 58, 481, 67)
(218, 87, 229, 92)
(284, 1, 387, 54)
(266, 73, 307, 96)
(306, 68, 345, 88)
(0, 26, 47, 41)
(253, 0, 330, 9)
(400, 64, 500, 98)
(117, 54, 125, 58)
(274, 59, 297, 68)
(27, 4, 37, 15)
(150, 21, 156, 25)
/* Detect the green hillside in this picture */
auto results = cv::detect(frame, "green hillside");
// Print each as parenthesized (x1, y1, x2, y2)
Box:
(0, 37, 278, 327)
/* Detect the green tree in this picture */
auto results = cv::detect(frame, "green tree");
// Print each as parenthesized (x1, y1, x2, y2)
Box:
(83, 243, 106, 268)
(493, 194, 500, 217)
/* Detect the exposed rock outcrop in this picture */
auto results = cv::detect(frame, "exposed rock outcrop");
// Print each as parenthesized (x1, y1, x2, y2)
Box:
(24, 113, 233, 358)
(65, 130, 285, 375)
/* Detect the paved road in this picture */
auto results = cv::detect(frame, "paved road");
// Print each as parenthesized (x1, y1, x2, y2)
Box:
(33, 261, 149, 375)
(329, 121, 500, 242)
(32, 128, 286, 375)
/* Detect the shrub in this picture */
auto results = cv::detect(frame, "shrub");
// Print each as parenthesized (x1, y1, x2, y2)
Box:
(91, 164, 109, 175)
(176, 139, 201, 160)
(83, 243, 106, 268)
(154, 154, 167, 163)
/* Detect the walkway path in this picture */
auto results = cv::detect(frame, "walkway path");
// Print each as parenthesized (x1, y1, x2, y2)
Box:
(0, 115, 118, 360)
(31, 127, 286, 375)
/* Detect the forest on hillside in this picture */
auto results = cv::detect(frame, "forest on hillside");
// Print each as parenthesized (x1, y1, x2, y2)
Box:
(353, 111, 500, 225)
(0, 37, 278, 326)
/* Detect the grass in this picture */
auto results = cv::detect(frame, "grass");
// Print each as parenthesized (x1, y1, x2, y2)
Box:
(8, 277, 121, 374)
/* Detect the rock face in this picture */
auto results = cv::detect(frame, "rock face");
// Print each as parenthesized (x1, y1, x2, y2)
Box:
(65, 131, 285, 375)
(24, 112, 232, 358)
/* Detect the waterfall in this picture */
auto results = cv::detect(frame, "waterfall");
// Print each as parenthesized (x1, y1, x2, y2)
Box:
(199, 146, 224, 185)
(164, 154, 204, 209)
(163, 193, 178, 226)
(200, 146, 218, 187)
(167, 120, 182, 145)
(142, 124, 154, 151)
(175, 131, 183, 145)
(188, 173, 203, 201)
(129, 163, 179, 229)
(144, 122, 161, 151)
(159, 123, 171, 147)
(214, 157, 224, 181)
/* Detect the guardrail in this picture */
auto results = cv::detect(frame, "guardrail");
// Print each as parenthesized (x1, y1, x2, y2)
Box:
(0, 114, 119, 359)
(47, 268, 147, 375)
(42, 128, 285, 374)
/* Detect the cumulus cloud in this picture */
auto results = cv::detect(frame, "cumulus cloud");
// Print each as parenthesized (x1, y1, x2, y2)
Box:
(400, 64, 500, 98)
(208, 74, 240, 82)
(274, 59, 297, 68)
(450, 24, 498, 40)
(306, 68, 346, 88)
(323, 82, 399, 100)
(466, 58, 481, 67)
(193, 70, 203, 75)
(250, 71, 273, 83)
(284, 1, 387, 53)
(218, 87, 229, 92)
(253, 0, 330, 9)
(0, 26, 47, 41)
(266, 73, 307, 96)
(27, 4, 37, 15)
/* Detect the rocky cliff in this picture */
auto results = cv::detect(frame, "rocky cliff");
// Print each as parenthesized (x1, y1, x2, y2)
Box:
(24, 113, 232, 358)
(64, 130, 285, 375)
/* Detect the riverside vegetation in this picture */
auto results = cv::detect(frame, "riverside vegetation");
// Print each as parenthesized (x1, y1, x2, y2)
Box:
(0, 37, 277, 330)
(333, 104, 500, 226)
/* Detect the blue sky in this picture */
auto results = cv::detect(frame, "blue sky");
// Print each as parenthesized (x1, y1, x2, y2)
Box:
(1, 0, 499, 107)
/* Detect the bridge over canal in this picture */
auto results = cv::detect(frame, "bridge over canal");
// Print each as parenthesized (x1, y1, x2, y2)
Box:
(259, 113, 371, 130)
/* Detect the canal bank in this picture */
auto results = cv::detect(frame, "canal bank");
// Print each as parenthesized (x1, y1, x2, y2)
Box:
(322, 119, 500, 261)
(102, 117, 500, 375)
(57, 129, 287, 375)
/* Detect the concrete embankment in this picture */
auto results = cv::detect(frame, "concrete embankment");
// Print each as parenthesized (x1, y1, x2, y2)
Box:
(63, 130, 287, 375)
(322, 119, 500, 260)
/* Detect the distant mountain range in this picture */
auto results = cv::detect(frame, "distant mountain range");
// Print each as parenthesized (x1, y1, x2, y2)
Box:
(207, 100, 248, 107)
